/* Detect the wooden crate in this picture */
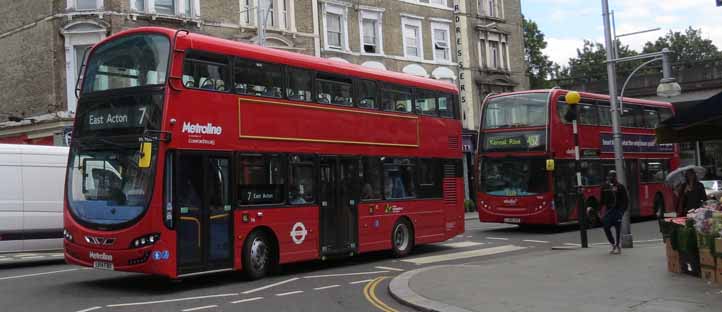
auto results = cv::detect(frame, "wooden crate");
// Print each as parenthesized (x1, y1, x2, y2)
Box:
(702, 266, 716, 282)
(699, 248, 716, 267)
(665, 239, 681, 273)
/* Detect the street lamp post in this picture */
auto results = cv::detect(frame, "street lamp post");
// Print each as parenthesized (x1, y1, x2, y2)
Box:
(601, 0, 682, 249)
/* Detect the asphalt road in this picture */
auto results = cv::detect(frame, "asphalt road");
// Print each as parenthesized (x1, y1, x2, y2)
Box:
(0, 218, 664, 312)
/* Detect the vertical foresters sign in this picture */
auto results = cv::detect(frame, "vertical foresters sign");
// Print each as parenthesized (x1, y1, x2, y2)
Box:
(600, 133, 674, 153)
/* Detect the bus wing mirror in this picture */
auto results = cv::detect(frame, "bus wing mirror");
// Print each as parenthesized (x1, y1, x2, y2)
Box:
(546, 159, 555, 171)
(139, 142, 152, 168)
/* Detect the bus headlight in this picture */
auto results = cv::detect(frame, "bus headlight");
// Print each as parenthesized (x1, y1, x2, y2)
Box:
(63, 229, 74, 242)
(130, 233, 160, 248)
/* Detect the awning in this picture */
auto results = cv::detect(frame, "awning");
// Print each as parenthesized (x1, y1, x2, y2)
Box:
(656, 91, 722, 143)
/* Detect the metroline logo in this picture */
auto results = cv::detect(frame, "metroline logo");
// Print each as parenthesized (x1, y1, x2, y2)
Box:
(182, 122, 223, 135)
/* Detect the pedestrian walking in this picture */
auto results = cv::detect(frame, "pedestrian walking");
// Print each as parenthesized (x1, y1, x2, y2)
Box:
(676, 168, 706, 215)
(599, 170, 628, 254)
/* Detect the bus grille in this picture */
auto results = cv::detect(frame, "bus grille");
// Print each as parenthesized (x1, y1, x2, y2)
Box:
(448, 136, 460, 150)
(443, 163, 458, 205)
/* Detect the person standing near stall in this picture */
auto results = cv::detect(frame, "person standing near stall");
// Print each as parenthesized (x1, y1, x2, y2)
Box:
(677, 168, 706, 215)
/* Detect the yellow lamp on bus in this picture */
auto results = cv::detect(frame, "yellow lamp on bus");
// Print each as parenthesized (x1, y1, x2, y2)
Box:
(546, 159, 555, 171)
(139, 142, 152, 168)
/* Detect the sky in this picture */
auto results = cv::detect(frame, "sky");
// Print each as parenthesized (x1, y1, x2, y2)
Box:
(521, 0, 722, 66)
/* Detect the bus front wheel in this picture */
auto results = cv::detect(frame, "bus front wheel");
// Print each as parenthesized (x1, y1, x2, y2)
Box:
(391, 218, 414, 257)
(243, 230, 273, 280)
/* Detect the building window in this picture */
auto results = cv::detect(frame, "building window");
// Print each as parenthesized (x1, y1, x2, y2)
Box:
(402, 17, 423, 60)
(359, 9, 383, 54)
(479, 0, 503, 18)
(322, 3, 348, 50)
(362, 19, 377, 53)
(480, 31, 510, 71)
(240, 0, 293, 30)
(69, 0, 102, 10)
(326, 12, 342, 49)
(431, 22, 450, 62)
(132, 0, 199, 17)
(259, 0, 274, 27)
(418, 0, 446, 6)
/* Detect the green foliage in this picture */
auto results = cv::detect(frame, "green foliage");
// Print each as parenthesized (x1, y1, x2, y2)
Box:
(556, 40, 639, 83)
(522, 17, 556, 89)
(464, 199, 476, 212)
(642, 27, 722, 66)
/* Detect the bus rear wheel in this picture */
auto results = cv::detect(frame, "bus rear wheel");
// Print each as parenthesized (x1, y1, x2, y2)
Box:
(243, 231, 273, 280)
(391, 218, 414, 257)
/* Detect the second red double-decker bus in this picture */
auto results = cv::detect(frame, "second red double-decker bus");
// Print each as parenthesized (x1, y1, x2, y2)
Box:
(63, 27, 464, 279)
(476, 89, 679, 226)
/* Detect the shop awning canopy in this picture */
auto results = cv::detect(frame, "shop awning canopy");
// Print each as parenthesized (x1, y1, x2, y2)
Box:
(656, 91, 722, 144)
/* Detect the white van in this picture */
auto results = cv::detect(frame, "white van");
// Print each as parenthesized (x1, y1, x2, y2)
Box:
(0, 144, 68, 253)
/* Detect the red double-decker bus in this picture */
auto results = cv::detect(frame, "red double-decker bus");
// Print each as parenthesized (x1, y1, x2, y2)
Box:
(475, 89, 679, 226)
(63, 27, 464, 279)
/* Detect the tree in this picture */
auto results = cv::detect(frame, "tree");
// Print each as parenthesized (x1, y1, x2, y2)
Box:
(642, 27, 722, 66)
(523, 17, 555, 88)
(557, 40, 638, 83)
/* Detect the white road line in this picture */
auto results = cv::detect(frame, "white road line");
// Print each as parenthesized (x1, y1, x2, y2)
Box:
(349, 279, 373, 285)
(241, 277, 299, 295)
(106, 294, 238, 307)
(441, 241, 485, 248)
(230, 297, 264, 304)
(374, 266, 404, 272)
(0, 268, 79, 281)
(402, 245, 527, 265)
(303, 271, 388, 279)
(0, 258, 10, 261)
(634, 239, 663, 243)
(314, 285, 341, 290)
(19, 256, 45, 260)
(50, 253, 65, 257)
(275, 290, 303, 297)
(486, 237, 509, 241)
(591, 242, 608, 246)
(466, 236, 473, 238)
(564, 243, 581, 247)
(181, 305, 217, 312)
(523, 240, 550, 244)
(12, 253, 37, 257)
(75, 306, 102, 312)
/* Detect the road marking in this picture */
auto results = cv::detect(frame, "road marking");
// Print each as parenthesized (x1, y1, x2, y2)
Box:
(0, 268, 79, 281)
(441, 241, 484, 248)
(303, 270, 388, 279)
(486, 237, 509, 241)
(350, 279, 374, 284)
(564, 243, 581, 247)
(634, 239, 663, 243)
(19, 256, 46, 260)
(403, 245, 527, 265)
(591, 242, 608, 246)
(314, 284, 341, 290)
(181, 305, 217, 312)
(275, 290, 303, 297)
(241, 277, 299, 294)
(0, 258, 10, 261)
(106, 294, 238, 307)
(12, 253, 37, 257)
(523, 240, 550, 244)
(75, 306, 102, 312)
(230, 297, 264, 304)
(363, 277, 397, 312)
(50, 253, 65, 257)
(466, 236, 473, 238)
(374, 266, 404, 272)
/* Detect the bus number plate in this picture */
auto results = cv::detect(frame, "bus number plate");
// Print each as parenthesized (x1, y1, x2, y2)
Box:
(93, 261, 114, 271)
(504, 218, 521, 224)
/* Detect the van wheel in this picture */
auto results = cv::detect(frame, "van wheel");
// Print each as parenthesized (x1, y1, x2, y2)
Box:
(243, 231, 273, 280)
(391, 219, 414, 257)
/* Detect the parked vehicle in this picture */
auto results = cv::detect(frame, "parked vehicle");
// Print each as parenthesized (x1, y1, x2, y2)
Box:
(0, 144, 68, 253)
(701, 180, 722, 200)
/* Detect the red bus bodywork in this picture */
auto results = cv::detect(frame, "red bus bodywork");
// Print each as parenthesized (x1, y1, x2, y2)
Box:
(476, 89, 679, 226)
(63, 27, 464, 278)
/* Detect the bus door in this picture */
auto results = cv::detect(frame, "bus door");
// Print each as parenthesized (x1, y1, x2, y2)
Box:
(625, 160, 641, 217)
(319, 156, 359, 256)
(176, 153, 233, 274)
(554, 161, 577, 223)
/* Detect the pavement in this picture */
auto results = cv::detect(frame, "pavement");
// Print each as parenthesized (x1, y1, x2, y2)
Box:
(390, 243, 722, 312)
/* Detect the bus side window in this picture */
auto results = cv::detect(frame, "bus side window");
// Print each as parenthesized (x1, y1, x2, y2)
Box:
(643, 109, 660, 128)
(233, 58, 284, 98)
(579, 103, 599, 125)
(659, 108, 673, 123)
(286, 67, 313, 102)
(598, 101, 612, 126)
(288, 155, 315, 205)
(182, 51, 229, 92)
(438, 93, 454, 118)
(316, 73, 352, 106)
(382, 85, 413, 113)
(356, 80, 379, 109)
(236, 154, 286, 205)
(360, 157, 382, 200)
(415, 89, 438, 116)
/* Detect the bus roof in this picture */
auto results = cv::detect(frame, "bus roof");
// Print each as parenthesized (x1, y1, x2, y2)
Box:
(487, 89, 673, 109)
(95, 27, 459, 94)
